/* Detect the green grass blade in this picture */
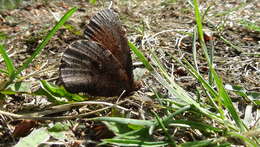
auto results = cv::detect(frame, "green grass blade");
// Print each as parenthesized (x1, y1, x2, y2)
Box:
(193, 0, 204, 43)
(0, 68, 8, 74)
(219, 35, 243, 53)
(153, 111, 176, 146)
(151, 54, 197, 105)
(162, 105, 191, 124)
(168, 120, 222, 132)
(91, 117, 154, 127)
(103, 139, 168, 146)
(178, 58, 228, 122)
(239, 19, 260, 32)
(0, 44, 15, 77)
(171, 56, 218, 102)
(170, 56, 240, 130)
(212, 70, 247, 132)
(193, 0, 211, 65)
(128, 41, 153, 71)
(151, 53, 226, 124)
(14, 7, 78, 80)
(228, 132, 257, 146)
(214, 3, 247, 17)
(180, 139, 222, 147)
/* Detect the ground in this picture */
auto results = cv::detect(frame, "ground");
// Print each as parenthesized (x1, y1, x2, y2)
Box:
(0, 0, 259, 146)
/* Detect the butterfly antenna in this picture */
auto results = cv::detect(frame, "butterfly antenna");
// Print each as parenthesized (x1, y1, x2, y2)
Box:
(108, 1, 113, 9)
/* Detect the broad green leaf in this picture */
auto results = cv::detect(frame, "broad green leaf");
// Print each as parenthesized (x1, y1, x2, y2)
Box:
(15, 128, 49, 147)
(33, 87, 67, 104)
(89, 0, 96, 4)
(47, 122, 70, 140)
(5, 81, 32, 93)
(103, 121, 133, 135)
(102, 121, 153, 141)
(40, 80, 85, 101)
(225, 84, 260, 103)
(48, 131, 66, 141)
(63, 23, 82, 36)
(225, 84, 247, 97)
(48, 122, 70, 132)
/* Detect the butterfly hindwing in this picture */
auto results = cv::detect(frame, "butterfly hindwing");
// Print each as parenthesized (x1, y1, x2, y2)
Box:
(60, 40, 132, 96)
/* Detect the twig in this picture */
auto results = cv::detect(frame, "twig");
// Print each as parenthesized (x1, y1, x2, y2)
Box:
(0, 100, 139, 121)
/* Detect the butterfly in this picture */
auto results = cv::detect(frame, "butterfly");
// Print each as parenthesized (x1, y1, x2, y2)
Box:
(59, 9, 140, 97)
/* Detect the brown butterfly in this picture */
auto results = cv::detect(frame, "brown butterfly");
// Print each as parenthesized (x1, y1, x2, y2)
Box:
(59, 9, 140, 97)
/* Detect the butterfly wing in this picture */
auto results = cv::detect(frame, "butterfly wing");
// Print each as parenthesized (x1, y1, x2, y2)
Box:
(84, 9, 134, 87)
(59, 9, 139, 97)
(60, 40, 132, 96)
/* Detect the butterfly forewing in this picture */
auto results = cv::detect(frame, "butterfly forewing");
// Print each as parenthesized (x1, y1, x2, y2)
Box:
(84, 9, 134, 82)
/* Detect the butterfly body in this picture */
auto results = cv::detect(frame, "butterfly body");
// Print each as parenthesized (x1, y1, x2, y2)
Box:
(59, 9, 139, 97)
